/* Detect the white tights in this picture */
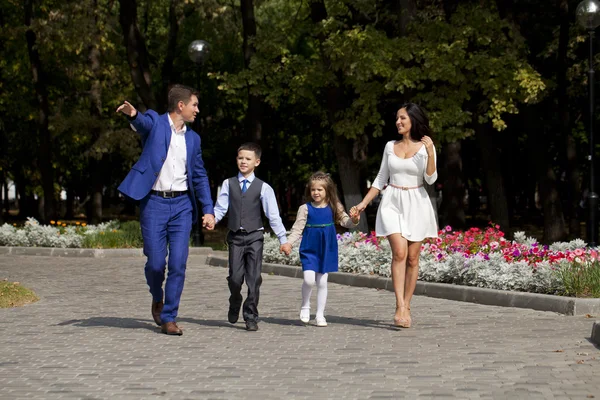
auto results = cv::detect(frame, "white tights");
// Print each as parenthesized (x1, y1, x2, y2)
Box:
(301, 271, 328, 319)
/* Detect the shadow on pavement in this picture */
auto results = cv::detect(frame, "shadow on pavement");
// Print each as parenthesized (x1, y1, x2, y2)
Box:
(178, 317, 247, 330)
(57, 317, 157, 331)
(58, 316, 251, 331)
(261, 315, 401, 331)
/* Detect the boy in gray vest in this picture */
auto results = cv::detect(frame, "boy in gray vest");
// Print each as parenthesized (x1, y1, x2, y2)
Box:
(213, 143, 290, 331)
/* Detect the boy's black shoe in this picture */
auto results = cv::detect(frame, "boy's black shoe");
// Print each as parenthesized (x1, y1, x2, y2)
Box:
(228, 307, 240, 324)
(245, 320, 258, 331)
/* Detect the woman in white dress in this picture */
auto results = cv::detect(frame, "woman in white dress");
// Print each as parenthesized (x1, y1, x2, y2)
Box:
(350, 103, 437, 328)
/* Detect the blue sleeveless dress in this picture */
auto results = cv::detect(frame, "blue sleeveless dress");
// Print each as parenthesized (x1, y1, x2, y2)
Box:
(299, 203, 338, 274)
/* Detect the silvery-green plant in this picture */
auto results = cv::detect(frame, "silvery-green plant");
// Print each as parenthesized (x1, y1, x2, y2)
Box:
(0, 218, 119, 248)
(549, 238, 587, 252)
(262, 233, 567, 295)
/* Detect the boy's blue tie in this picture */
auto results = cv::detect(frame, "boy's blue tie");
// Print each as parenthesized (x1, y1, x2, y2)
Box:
(241, 179, 248, 193)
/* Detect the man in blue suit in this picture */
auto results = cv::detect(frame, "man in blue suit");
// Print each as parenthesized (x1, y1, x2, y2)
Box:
(116, 84, 215, 336)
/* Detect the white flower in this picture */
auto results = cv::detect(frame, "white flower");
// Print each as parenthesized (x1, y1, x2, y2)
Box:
(262, 233, 568, 295)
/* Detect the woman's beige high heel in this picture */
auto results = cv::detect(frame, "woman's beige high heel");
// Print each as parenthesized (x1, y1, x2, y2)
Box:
(394, 306, 410, 328)
(403, 306, 412, 328)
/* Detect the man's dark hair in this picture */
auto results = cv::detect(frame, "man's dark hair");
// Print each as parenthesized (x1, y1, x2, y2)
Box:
(167, 84, 199, 112)
(238, 142, 262, 159)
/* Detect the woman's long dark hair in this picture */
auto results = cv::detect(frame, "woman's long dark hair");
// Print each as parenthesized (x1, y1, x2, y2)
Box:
(399, 102, 432, 141)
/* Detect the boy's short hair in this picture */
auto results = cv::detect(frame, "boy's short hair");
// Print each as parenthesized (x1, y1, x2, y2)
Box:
(237, 142, 262, 159)
(167, 84, 199, 112)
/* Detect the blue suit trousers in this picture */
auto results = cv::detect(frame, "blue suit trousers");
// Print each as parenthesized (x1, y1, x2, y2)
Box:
(140, 193, 193, 323)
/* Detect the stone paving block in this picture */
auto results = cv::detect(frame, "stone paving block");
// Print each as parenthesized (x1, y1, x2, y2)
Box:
(0, 254, 599, 400)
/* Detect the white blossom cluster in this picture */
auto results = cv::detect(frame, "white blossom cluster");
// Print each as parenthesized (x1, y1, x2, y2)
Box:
(262, 233, 566, 294)
(0, 218, 119, 248)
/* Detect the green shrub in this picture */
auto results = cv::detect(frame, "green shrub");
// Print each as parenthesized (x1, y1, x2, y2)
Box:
(557, 261, 600, 298)
(82, 221, 143, 249)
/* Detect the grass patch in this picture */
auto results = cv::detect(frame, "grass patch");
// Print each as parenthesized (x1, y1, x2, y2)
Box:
(0, 279, 39, 308)
(82, 220, 143, 248)
(83, 220, 229, 250)
(557, 261, 600, 298)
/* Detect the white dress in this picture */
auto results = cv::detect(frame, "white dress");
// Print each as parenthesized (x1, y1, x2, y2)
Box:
(372, 140, 438, 241)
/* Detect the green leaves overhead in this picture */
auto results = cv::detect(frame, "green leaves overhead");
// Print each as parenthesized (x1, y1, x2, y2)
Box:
(217, 0, 545, 142)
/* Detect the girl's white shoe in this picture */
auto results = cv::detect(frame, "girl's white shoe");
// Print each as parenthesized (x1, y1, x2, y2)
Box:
(300, 308, 310, 324)
(316, 317, 327, 327)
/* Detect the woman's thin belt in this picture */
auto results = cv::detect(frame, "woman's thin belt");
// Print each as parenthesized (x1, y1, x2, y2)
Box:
(388, 184, 424, 190)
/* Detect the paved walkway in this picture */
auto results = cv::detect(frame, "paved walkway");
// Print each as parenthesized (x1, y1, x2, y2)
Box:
(0, 254, 599, 399)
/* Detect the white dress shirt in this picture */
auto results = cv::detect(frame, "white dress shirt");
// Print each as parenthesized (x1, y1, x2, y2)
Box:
(214, 172, 288, 244)
(152, 115, 188, 191)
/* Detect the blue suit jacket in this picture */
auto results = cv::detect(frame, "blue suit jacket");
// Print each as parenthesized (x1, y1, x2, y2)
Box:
(117, 110, 214, 223)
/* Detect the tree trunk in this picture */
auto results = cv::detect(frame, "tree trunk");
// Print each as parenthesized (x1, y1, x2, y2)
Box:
(309, 0, 367, 232)
(24, 0, 54, 222)
(557, 0, 580, 238)
(333, 135, 369, 232)
(399, 0, 416, 35)
(118, 0, 157, 110)
(0, 173, 4, 224)
(440, 141, 465, 229)
(65, 188, 75, 220)
(15, 176, 37, 219)
(88, 1, 104, 224)
(2, 179, 8, 222)
(475, 122, 510, 231)
(241, 0, 262, 142)
(539, 164, 568, 243)
(159, 0, 180, 112)
(523, 107, 567, 242)
(442, 0, 459, 21)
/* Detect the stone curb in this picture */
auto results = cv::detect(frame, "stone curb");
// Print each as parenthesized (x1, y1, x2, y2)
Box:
(592, 322, 600, 346)
(206, 255, 600, 316)
(0, 246, 213, 258)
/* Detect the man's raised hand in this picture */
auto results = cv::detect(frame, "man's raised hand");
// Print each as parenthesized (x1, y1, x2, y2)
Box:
(116, 101, 137, 118)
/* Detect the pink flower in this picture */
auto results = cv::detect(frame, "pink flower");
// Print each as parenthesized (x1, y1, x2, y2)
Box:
(445, 225, 452, 232)
(574, 248, 584, 257)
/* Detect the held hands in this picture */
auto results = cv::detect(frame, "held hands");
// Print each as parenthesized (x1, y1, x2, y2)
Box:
(202, 214, 215, 230)
(421, 135, 434, 156)
(116, 101, 137, 118)
(280, 243, 292, 256)
(349, 202, 366, 220)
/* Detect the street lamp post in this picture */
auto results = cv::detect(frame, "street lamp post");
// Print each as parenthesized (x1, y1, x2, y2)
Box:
(577, 0, 600, 246)
(188, 40, 211, 247)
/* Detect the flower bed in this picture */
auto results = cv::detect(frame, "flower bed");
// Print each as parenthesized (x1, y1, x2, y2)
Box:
(263, 224, 600, 298)
(0, 218, 142, 249)
(3, 219, 598, 297)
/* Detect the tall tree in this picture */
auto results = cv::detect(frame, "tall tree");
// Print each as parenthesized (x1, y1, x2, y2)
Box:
(440, 142, 465, 229)
(557, 0, 580, 239)
(88, 0, 105, 224)
(24, 0, 55, 222)
(118, 0, 157, 110)
(240, 0, 263, 142)
(309, 0, 368, 232)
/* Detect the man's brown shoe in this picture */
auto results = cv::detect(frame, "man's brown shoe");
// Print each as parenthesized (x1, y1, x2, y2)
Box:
(161, 322, 183, 336)
(151, 300, 164, 326)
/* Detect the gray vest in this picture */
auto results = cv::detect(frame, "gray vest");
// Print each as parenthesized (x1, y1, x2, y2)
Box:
(227, 177, 264, 232)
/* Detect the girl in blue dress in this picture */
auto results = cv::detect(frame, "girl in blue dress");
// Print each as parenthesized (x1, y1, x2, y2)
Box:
(281, 172, 359, 326)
